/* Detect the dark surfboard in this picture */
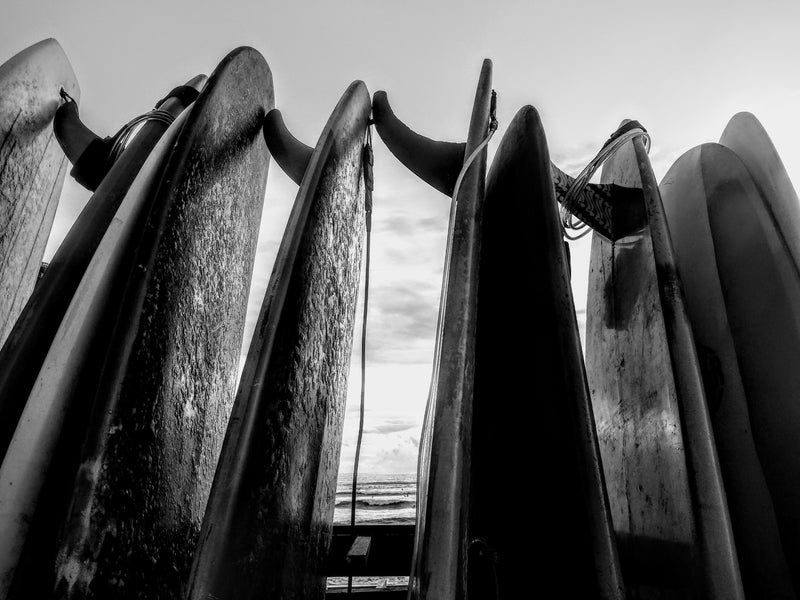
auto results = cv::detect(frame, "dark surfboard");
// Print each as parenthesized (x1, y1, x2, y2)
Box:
(0, 74, 203, 464)
(186, 80, 370, 600)
(661, 143, 796, 599)
(51, 46, 273, 599)
(468, 105, 624, 599)
(0, 39, 79, 346)
(586, 130, 743, 599)
(373, 60, 492, 599)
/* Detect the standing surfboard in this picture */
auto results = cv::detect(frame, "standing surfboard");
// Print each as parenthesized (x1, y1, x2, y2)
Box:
(0, 108, 194, 600)
(660, 143, 796, 599)
(665, 141, 800, 595)
(0, 75, 204, 463)
(51, 46, 273, 599)
(467, 105, 624, 598)
(186, 80, 370, 600)
(585, 129, 743, 598)
(0, 39, 79, 347)
(373, 60, 492, 599)
(720, 112, 800, 271)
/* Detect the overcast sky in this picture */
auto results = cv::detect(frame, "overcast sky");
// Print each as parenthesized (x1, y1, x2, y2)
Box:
(4, 0, 800, 475)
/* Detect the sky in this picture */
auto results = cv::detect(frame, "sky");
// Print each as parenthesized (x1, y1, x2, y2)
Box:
(4, 0, 800, 475)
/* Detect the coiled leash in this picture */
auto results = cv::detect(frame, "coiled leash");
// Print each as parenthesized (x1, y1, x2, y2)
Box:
(348, 121, 374, 597)
(560, 120, 650, 240)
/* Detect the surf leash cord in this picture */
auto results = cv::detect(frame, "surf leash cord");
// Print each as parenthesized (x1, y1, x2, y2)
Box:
(560, 120, 650, 240)
(348, 122, 374, 597)
(427, 90, 498, 409)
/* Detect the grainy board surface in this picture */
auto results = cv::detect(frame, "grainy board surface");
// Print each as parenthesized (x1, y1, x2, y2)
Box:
(52, 47, 273, 599)
(186, 80, 369, 600)
(0, 39, 79, 346)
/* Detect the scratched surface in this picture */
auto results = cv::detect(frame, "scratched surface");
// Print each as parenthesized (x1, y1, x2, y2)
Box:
(51, 47, 272, 599)
(0, 39, 78, 347)
(586, 140, 699, 598)
(186, 81, 369, 600)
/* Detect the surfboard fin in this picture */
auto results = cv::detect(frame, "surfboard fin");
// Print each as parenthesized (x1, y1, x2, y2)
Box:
(53, 97, 111, 191)
(263, 108, 314, 186)
(372, 91, 465, 197)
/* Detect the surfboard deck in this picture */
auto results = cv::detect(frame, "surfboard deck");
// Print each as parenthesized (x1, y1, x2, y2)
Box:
(51, 46, 273, 599)
(720, 112, 800, 271)
(0, 39, 79, 346)
(680, 141, 800, 595)
(660, 143, 796, 599)
(466, 105, 624, 598)
(0, 75, 203, 464)
(0, 107, 193, 599)
(186, 80, 370, 600)
(586, 131, 743, 599)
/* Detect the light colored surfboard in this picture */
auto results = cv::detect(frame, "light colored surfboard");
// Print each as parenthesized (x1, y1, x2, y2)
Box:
(0, 39, 79, 346)
(720, 112, 800, 271)
(586, 131, 743, 599)
(186, 80, 370, 600)
(693, 141, 800, 595)
(0, 105, 191, 599)
(660, 143, 796, 599)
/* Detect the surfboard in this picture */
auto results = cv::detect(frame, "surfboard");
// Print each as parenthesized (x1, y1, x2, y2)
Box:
(186, 80, 370, 600)
(672, 140, 800, 595)
(0, 74, 204, 464)
(0, 107, 193, 600)
(0, 39, 79, 347)
(465, 104, 625, 598)
(585, 129, 743, 599)
(372, 60, 492, 599)
(660, 143, 796, 599)
(720, 112, 800, 271)
(50, 46, 273, 599)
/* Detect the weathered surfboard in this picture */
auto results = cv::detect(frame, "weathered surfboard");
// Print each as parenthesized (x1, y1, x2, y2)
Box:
(373, 60, 492, 599)
(51, 46, 273, 599)
(467, 105, 624, 598)
(0, 108, 193, 600)
(660, 143, 796, 599)
(0, 75, 203, 463)
(0, 39, 79, 347)
(720, 112, 800, 271)
(186, 80, 370, 600)
(585, 130, 743, 598)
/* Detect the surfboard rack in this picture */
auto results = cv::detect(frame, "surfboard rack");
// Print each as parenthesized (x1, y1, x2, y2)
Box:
(372, 91, 465, 197)
(263, 108, 314, 185)
(325, 525, 412, 598)
(551, 164, 646, 241)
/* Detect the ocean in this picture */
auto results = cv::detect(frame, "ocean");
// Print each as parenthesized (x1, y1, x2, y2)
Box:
(329, 473, 416, 591)
(334, 472, 417, 526)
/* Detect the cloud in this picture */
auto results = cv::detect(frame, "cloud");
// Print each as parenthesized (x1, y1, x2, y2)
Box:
(363, 415, 418, 435)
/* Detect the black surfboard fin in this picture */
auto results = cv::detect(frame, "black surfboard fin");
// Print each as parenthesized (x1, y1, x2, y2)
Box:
(263, 108, 314, 186)
(53, 97, 111, 191)
(372, 91, 465, 197)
